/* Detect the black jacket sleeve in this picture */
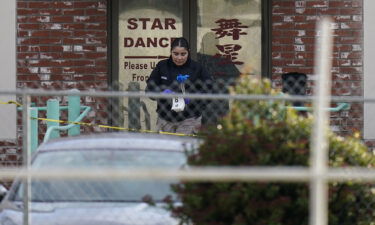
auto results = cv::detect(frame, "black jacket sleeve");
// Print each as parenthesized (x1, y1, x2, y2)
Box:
(145, 62, 162, 94)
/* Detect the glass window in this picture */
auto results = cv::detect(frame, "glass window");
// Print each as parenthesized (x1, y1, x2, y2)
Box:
(197, 0, 262, 79)
(118, 0, 183, 130)
(113, 0, 268, 130)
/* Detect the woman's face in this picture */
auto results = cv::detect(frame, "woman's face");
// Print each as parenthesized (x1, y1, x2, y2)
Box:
(171, 46, 189, 66)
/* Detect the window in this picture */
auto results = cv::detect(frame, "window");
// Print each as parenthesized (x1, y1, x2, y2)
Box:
(110, 0, 270, 130)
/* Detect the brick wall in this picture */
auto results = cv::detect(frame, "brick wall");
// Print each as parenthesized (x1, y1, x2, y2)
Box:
(0, 0, 109, 168)
(271, 0, 363, 137)
(17, 0, 108, 90)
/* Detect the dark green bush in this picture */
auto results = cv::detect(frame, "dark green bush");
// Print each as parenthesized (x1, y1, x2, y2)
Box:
(168, 77, 375, 225)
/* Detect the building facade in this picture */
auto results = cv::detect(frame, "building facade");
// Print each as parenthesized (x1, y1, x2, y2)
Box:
(1, 0, 372, 166)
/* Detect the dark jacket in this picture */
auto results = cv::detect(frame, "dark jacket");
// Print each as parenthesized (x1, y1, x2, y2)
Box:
(146, 57, 212, 122)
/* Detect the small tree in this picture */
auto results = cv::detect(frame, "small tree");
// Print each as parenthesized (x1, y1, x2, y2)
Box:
(168, 76, 375, 225)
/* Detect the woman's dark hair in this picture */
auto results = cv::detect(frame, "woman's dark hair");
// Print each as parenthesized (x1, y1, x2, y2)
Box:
(171, 37, 190, 51)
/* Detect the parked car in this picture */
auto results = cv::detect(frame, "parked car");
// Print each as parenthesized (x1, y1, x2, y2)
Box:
(0, 133, 200, 225)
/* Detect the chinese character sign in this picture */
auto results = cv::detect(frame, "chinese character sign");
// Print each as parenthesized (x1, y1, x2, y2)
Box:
(211, 19, 248, 40)
(197, 0, 262, 77)
(211, 18, 248, 66)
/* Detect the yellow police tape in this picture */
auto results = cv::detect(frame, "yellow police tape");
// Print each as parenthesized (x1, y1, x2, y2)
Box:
(30, 117, 198, 137)
(0, 100, 22, 107)
(1, 100, 197, 137)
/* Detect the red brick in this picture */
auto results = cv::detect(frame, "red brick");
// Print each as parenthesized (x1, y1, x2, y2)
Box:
(39, 38, 62, 45)
(63, 38, 86, 44)
(6, 155, 18, 162)
(340, 22, 362, 30)
(63, 9, 85, 15)
(85, 23, 106, 30)
(18, 23, 40, 30)
(75, 15, 106, 23)
(296, 8, 317, 15)
(273, 37, 295, 45)
(74, 60, 95, 67)
(39, 9, 62, 15)
(334, 30, 354, 37)
(306, 1, 329, 8)
(272, 16, 284, 23)
(85, 52, 106, 59)
(271, 45, 283, 52)
(18, 31, 29, 37)
(17, 16, 28, 23)
(17, 9, 39, 15)
(295, 22, 316, 30)
(62, 67, 84, 74)
(86, 8, 106, 15)
(352, 0, 362, 8)
(272, 8, 295, 15)
(95, 60, 107, 67)
(17, 67, 32, 74)
(73, 2, 99, 8)
(48, 46, 66, 52)
(17, 53, 39, 59)
(74, 30, 106, 37)
(273, 23, 295, 29)
(336, 45, 352, 51)
(328, 1, 344, 8)
(51, 2, 74, 9)
(334, 15, 353, 22)
(85, 67, 107, 73)
(82, 46, 97, 52)
(73, 75, 97, 81)
(318, 8, 340, 14)
(272, 1, 295, 7)
(41, 23, 62, 30)
(28, 2, 51, 8)
(50, 74, 73, 81)
(63, 23, 85, 30)
(61, 52, 85, 59)
(51, 16, 74, 23)
(30, 30, 50, 37)
(339, 67, 362, 73)
(340, 8, 362, 14)
(339, 37, 362, 44)
(86, 37, 106, 45)
(27, 16, 50, 23)
(17, 2, 28, 8)
(40, 53, 61, 59)
(49, 30, 73, 37)
(18, 38, 39, 45)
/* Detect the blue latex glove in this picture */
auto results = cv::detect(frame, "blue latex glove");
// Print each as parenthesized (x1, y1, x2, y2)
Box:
(162, 89, 173, 94)
(177, 74, 189, 83)
(184, 98, 191, 104)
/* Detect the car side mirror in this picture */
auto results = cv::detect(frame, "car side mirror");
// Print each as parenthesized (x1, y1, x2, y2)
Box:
(0, 184, 8, 201)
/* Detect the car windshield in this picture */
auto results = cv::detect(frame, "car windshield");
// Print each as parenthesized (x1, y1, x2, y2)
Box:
(14, 149, 186, 202)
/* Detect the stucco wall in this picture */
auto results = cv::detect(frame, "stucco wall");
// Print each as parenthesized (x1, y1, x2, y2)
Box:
(0, 0, 16, 140)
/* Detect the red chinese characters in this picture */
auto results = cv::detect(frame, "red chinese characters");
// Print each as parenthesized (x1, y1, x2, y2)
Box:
(211, 18, 248, 65)
(211, 19, 248, 40)
(214, 44, 243, 65)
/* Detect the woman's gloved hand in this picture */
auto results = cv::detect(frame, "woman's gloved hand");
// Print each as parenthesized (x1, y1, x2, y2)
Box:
(162, 89, 173, 94)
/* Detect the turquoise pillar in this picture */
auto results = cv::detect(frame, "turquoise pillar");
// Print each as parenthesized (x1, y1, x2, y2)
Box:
(30, 108, 38, 153)
(46, 99, 60, 139)
(68, 92, 81, 136)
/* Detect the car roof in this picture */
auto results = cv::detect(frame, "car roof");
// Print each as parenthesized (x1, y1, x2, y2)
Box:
(37, 132, 201, 153)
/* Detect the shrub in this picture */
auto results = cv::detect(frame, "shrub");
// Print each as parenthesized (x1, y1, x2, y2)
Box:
(168, 76, 375, 225)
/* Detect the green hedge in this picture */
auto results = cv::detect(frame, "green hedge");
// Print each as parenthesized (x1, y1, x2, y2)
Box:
(167, 77, 375, 225)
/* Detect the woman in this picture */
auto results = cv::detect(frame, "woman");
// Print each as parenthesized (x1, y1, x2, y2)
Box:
(146, 37, 212, 135)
